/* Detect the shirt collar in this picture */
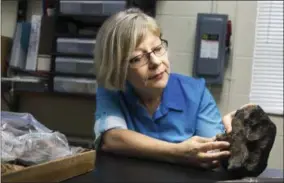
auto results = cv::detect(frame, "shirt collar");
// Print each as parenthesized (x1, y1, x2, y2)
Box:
(123, 74, 185, 111)
(161, 74, 185, 111)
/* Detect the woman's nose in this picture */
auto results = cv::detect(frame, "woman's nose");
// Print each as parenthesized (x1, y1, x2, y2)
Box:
(149, 53, 162, 66)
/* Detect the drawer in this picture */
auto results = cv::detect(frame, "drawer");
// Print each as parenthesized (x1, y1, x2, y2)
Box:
(53, 77, 97, 94)
(7, 77, 48, 93)
(55, 57, 95, 75)
(60, 0, 126, 16)
(56, 38, 95, 56)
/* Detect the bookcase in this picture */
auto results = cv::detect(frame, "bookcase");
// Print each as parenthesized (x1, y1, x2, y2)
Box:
(5, 0, 157, 99)
(2, 0, 157, 148)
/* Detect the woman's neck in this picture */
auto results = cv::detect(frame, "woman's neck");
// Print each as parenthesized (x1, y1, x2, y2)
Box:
(135, 88, 163, 116)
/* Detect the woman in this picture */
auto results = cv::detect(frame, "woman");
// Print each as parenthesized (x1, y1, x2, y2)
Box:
(94, 8, 241, 169)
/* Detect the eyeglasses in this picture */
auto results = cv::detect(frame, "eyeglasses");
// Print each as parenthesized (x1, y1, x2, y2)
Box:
(128, 39, 168, 69)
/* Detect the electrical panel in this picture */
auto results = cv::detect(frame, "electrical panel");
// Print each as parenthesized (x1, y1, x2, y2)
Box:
(193, 13, 231, 84)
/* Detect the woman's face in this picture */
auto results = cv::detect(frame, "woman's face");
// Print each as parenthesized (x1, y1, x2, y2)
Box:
(126, 32, 170, 92)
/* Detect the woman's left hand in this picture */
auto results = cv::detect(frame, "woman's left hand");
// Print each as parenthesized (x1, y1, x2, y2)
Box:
(222, 111, 235, 133)
(222, 103, 256, 133)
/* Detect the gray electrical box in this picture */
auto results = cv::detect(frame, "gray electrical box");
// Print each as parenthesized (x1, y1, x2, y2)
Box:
(193, 13, 229, 84)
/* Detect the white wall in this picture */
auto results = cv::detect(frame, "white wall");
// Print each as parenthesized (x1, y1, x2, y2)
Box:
(156, 1, 283, 170)
(1, 0, 18, 38)
(1, 0, 283, 169)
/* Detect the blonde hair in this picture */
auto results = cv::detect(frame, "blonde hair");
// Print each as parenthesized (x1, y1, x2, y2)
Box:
(94, 8, 161, 91)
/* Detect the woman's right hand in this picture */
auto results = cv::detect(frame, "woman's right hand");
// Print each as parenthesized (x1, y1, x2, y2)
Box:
(176, 136, 230, 169)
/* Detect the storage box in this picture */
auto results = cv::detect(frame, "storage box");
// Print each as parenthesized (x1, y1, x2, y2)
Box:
(56, 38, 95, 56)
(53, 76, 97, 94)
(60, 0, 126, 16)
(9, 22, 31, 69)
(55, 57, 95, 75)
(37, 15, 55, 72)
(1, 150, 96, 182)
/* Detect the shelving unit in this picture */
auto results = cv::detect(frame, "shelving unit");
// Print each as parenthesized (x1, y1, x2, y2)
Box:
(47, 0, 127, 96)
(2, 0, 158, 148)
(3, 0, 158, 111)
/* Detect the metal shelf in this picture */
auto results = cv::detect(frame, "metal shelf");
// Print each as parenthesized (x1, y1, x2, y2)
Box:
(55, 33, 96, 39)
(9, 67, 50, 77)
(57, 14, 109, 27)
(52, 52, 94, 59)
(9, 67, 96, 79)
(14, 90, 96, 99)
(51, 72, 96, 79)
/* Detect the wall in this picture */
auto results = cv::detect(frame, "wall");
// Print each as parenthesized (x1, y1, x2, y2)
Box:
(155, 1, 283, 169)
(1, 0, 283, 169)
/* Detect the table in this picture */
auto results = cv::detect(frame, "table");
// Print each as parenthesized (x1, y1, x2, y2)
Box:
(63, 151, 284, 183)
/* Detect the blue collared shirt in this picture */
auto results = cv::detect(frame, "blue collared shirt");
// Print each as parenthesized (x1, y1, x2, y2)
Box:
(94, 73, 225, 147)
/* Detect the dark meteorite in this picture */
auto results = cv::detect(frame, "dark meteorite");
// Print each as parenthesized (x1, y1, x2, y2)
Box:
(216, 105, 277, 178)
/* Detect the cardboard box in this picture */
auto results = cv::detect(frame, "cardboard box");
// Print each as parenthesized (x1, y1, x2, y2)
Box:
(1, 150, 96, 182)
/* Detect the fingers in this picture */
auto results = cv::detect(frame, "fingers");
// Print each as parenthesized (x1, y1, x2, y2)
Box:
(241, 103, 256, 108)
(223, 120, 232, 134)
(183, 137, 231, 168)
(222, 111, 234, 133)
(223, 103, 256, 133)
(193, 136, 215, 143)
(211, 136, 217, 141)
(199, 141, 230, 152)
(200, 160, 220, 169)
(197, 141, 230, 162)
(215, 133, 227, 142)
(198, 150, 230, 162)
